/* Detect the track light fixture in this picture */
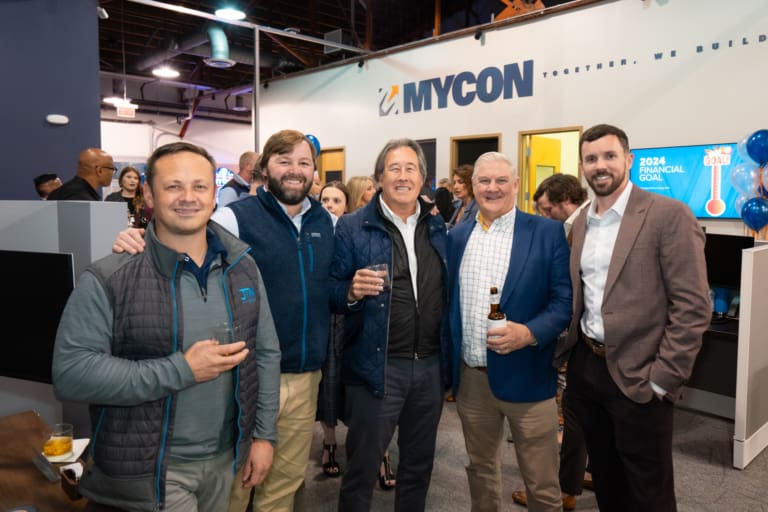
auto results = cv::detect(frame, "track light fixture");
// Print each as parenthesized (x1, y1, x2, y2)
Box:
(474, 29, 483, 41)
(357, 59, 364, 69)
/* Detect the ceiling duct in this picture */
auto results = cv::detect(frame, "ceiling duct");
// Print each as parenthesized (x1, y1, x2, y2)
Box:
(134, 25, 234, 71)
(204, 25, 235, 68)
(231, 95, 249, 111)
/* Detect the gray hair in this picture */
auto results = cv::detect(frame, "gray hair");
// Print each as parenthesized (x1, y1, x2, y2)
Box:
(373, 138, 428, 182)
(473, 151, 517, 177)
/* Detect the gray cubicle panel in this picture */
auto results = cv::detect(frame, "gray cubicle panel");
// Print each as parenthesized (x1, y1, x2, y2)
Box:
(734, 244, 768, 469)
(0, 200, 126, 429)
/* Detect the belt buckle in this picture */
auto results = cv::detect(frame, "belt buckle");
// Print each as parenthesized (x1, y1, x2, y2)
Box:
(582, 333, 606, 358)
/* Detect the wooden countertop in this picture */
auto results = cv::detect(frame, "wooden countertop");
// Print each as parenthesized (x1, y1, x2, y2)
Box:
(0, 410, 86, 511)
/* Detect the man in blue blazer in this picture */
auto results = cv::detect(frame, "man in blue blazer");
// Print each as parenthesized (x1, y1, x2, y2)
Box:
(447, 152, 572, 512)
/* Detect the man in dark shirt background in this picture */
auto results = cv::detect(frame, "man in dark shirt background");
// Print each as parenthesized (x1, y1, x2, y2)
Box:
(48, 148, 115, 201)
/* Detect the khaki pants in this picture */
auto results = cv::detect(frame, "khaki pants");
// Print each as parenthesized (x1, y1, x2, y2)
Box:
(229, 370, 321, 512)
(456, 364, 561, 512)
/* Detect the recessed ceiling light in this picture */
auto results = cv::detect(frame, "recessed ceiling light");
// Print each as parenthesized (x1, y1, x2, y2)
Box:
(215, 7, 246, 21)
(152, 65, 180, 78)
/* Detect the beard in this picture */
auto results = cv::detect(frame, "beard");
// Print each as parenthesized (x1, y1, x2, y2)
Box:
(587, 168, 627, 197)
(267, 172, 312, 205)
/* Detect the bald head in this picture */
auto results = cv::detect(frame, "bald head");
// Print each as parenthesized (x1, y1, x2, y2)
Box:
(77, 148, 115, 189)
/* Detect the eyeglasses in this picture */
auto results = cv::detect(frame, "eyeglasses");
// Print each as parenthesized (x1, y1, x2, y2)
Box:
(98, 165, 117, 172)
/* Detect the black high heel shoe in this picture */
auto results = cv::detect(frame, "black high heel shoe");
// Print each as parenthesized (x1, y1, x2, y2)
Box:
(322, 443, 341, 478)
(378, 454, 396, 490)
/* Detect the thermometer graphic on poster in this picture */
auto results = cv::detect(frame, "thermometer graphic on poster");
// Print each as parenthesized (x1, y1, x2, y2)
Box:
(704, 146, 731, 217)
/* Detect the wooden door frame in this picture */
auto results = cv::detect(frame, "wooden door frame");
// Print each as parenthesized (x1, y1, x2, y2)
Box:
(450, 133, 502, 171)
(517, 126, 582, 213)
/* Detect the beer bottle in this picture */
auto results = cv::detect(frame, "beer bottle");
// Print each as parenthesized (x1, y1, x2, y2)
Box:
(488, 286, 506, 338)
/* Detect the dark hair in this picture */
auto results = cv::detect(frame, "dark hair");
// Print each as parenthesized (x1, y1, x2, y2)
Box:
(533, 174, 587, 205)
(579, 124, 630, 160)
(434, 186, 456, 222)
(145, 142, 216, 187)
(259, 130, 317, 171)
(320, 180, 350, 212)
(33, 173, 59, 197)
(452, 164, 475, 198)
(373, 138, 427, 183)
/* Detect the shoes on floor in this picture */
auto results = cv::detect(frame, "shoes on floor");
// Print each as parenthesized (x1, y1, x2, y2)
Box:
(378, 454, 396, 490)
(511, 490, 576, 511)
(446, 394, 456, 402)
(582, 474, 594, 491)
(321, 443, 341, 478)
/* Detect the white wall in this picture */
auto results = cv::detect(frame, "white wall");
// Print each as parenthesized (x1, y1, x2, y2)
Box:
(101, 0, 768, 235)
(101, 116, 254, 167)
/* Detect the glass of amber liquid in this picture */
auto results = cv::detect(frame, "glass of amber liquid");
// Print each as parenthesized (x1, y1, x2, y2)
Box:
(43, 423, 74, 457)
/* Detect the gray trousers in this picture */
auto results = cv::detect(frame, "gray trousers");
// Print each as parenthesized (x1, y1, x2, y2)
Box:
(338, 355, 443, 512)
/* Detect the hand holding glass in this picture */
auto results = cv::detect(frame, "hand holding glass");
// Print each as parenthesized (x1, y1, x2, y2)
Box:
(366, 263, 390, 291)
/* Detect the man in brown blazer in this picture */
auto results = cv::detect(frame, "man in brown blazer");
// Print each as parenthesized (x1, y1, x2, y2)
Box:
(557, 124, 711, 511)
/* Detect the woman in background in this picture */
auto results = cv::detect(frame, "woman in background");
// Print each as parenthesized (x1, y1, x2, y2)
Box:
(346, 176, 375, 213)
(447, 164, 478, 227)
(105, 166, 141, 225)
(317, 181, 350, 478)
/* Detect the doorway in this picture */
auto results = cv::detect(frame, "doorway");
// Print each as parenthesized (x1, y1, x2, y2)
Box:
(517, 127, 581, 213)
(450, 134, 501, 171)
(318, 147, 345, 185)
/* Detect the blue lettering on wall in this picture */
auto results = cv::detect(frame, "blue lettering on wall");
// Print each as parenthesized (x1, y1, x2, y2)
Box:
(432, 75, 455, 109)
(453, 71, 476, 106)
(403, 81, 431, 112)
(399, 60, 534, 114)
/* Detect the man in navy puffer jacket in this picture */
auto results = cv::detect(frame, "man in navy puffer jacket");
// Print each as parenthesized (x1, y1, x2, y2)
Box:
(330, 138, 449, 512)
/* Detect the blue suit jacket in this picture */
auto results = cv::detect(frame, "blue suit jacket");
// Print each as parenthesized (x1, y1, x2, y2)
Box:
(447, 208, 572, 402)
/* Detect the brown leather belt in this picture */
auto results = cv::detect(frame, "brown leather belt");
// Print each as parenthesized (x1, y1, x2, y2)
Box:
(475, 366, 488, 373)
(581, 332, 606, 358)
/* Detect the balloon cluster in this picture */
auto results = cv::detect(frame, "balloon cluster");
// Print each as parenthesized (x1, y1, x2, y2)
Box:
(732, 129, 768, 233)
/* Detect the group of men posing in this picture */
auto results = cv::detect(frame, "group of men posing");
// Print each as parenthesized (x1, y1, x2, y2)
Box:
(52, 123, 711, 512)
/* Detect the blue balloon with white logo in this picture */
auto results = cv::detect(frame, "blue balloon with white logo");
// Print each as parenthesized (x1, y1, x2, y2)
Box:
(306, 134, 321, 156)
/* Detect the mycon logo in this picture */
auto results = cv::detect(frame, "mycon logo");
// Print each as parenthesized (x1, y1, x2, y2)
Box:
(379, 60, 534, 116)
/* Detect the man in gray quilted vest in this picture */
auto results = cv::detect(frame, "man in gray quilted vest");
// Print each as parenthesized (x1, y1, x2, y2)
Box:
(52, 142, 281, 512)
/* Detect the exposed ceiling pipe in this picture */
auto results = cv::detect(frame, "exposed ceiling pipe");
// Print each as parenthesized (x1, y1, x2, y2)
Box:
(183, 43, 280, 68)
(134, 27, 287, 71)
(203, 25, 235, 68)
(134, 31, 209, 71)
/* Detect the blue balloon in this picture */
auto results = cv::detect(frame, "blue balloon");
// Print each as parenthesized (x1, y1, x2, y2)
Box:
(741, 197, 768, 231)
(306, 134, 321, 155)
(746, 129, 768, 166)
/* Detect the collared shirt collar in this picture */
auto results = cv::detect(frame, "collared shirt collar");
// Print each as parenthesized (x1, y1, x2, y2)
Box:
(379, 195, 421, 225)
(477, 207, 516, 232)
(271, 193, 312, 232)
(587, 181, 633, 220)
(182, 227, 228, 290)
